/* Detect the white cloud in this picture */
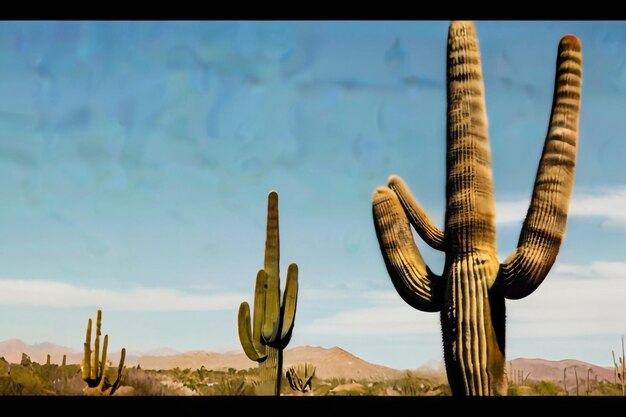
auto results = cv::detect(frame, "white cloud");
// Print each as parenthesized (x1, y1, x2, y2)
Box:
(301, 261, 626, 341)
(300, 289, 440, 336)
(507, 260, 626, 338)
(0, 279, 247, 312)
(301, 305, 440, 336)
(496, 186, 626, 226)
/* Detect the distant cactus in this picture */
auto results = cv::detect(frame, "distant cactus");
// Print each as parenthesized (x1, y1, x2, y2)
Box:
(237, 191, 299, 396)
(46, 354, 51, 366)
(286, 363, 316, 393)
(62, 355, 66, 367)
(81, 309, 126, 396)
(612, 336, 625, 396)
(20, 353, 31, 368)
(372, 21, 582, 396)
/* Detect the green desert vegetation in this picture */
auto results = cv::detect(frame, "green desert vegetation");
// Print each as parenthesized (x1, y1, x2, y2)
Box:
(0, 350, 625, 396)
(286, 363, 316, 394)
(237, 191, 299, 396)
(612, 336, 625, 395)
(371, 21, 582, 395)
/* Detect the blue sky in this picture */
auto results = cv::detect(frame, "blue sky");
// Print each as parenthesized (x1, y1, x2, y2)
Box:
(0, 21, 624, 369)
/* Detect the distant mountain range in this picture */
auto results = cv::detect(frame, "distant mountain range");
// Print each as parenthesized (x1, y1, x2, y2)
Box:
(0, 339, 614, 383)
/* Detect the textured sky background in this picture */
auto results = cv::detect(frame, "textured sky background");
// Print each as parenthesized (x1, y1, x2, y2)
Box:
(0, 21, 624, 369)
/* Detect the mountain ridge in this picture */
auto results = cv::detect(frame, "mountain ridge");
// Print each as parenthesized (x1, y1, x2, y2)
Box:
(0, 339, 614, 383)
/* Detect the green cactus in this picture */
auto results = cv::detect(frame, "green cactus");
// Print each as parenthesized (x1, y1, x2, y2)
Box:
(286, 363, 316, 393)
(372, 21, 582, 396)
(237, 191, 299, 396)
(62, 355, 66, 367)
(81, 309, 126, 396)
(612, 336, 625, 395)
(45, 354, 51, 366)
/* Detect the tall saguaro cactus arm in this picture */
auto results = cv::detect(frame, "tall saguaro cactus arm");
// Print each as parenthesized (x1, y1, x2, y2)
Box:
(373, 186, 442, 312)
(497, 35, 582, 300)
(279, 263, 298, 342)
(387, 176, 445, 251)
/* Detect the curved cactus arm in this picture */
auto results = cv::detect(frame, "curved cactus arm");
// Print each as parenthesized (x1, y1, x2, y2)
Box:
(97, 334, 109, 390)
(252, 270, 268, 356)
(91, 309, 102, 380)
(238, 302, 266, 362)
(497, 35, 582, 300)
(388, 175, 445, 251)
(110, 348, 126, 396)
(278, 263, 298, 342)
(100, 334, 108, 382)
(373, 186, 442, 312)
(262, 191, 281, 341)
(82, 318, 92, 380)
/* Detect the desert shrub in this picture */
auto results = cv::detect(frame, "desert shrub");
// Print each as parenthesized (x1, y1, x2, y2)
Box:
(532, 380, 561, 396)
(123, 368, 190, 396)
(313, 384, 331, 396)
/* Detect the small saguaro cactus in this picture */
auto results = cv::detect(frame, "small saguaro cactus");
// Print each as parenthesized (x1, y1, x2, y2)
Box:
(46, 354, 51, 366)
(81, 309, 126, 396)
(237, 191, 299, 396)
(372, 21, 582, 396)
(286, 363, 316, 393)
(612, 336, 625, 395)
(62, 355, 66, 367)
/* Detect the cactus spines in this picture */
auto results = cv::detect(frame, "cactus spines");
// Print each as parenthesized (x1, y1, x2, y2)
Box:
(237, 191, 299, 396)
(81, 309, 126, 396)
(372, 21, 582, 396)
(286, 363, 316, 393)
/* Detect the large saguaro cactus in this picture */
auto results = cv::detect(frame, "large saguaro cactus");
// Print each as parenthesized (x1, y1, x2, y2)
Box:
(238, 191, 299, 396)
(372, 21, 582, 396)
(81, 309, 126, 396)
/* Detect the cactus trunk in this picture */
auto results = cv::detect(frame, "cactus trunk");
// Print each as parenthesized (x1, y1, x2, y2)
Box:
(372, 21, 581, 396)
(442, 269, 506, 394)
(258, 346, 282, 396)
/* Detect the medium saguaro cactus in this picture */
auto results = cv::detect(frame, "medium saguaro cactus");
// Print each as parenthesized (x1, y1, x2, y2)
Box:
(81, 309, 126, 396)
(237, 191, 299, 396)
(372, 21, 582, 396)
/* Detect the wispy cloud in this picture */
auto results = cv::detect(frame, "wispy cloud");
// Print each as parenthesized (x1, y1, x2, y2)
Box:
(0, 279, 246, 312)
(300, 289, 440, 336)
(496, 186, 626, 226)
(508, 261, 626, 338)
(301, 261, 626, 340)
(301, 304, 440, 336)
